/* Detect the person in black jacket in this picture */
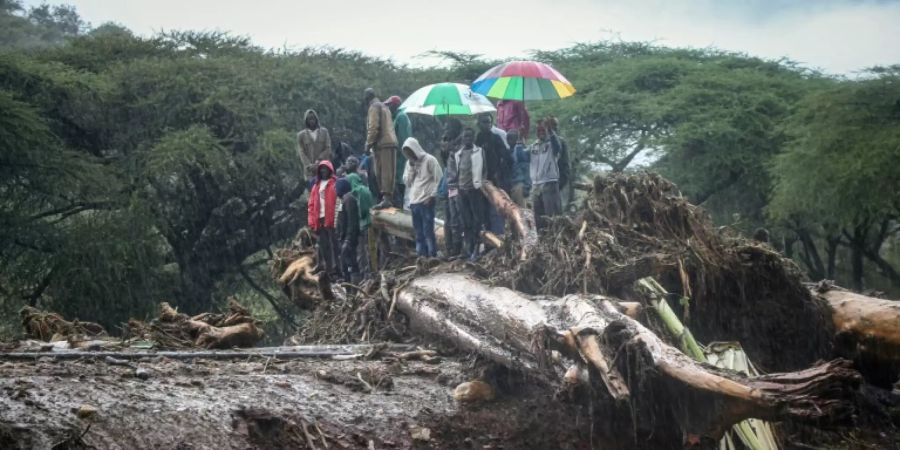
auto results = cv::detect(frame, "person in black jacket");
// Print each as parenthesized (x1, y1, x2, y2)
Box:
(335, 177, 361, 282)
(476, 113, 513, 235)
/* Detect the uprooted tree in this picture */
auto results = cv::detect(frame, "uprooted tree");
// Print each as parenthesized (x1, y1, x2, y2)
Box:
(275, 172, 899, 447)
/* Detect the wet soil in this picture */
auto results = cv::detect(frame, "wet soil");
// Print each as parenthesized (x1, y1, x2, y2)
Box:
(0, 351, 593, 449)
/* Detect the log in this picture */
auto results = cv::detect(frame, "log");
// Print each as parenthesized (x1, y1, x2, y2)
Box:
(195, 321, 263, 349)
(817, 286, 900, 385)
(480, 181, 537, 260)
(370, 208, 502, 251)
(395, 273, 860, 444)
(371, 207, 445, 246)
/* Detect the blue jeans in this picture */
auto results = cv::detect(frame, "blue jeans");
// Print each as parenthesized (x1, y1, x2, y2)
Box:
(487, 203, 505, 236)
(411, 202, 437, 257)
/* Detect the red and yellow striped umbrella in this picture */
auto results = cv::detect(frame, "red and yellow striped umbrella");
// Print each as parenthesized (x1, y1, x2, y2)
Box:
(471, 60, 576, 101)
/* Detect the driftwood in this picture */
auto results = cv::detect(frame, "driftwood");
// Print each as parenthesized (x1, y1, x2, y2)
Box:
(395, 273, 860, 445)
(480, 181, 537, 260)
(126, 301, 264, 349)
(817, 285, 900, 385)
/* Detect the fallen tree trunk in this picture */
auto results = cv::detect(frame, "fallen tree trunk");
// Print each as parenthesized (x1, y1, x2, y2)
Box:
(370, 208, 504, 252)
(816, 285, 900, 386)
(395, 273, 860, 445)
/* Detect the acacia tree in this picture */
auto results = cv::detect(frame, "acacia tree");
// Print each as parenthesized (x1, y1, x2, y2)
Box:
(769, 68, 900, 289)
(769, 67, 900, 290)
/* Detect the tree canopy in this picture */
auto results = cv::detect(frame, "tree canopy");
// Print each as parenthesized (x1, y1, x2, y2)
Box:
(0, 4, 897, 336)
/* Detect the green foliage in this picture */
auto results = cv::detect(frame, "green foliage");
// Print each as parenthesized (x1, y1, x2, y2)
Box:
(1, 2, 897, 335)
(770, 69, 900, 226)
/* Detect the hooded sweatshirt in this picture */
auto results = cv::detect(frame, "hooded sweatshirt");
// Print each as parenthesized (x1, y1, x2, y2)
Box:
(529, 134, 561, 186)
(402, 137, 443, 205)
(346, 173, 373, 229)
(308, 160, 340, 230)
(297, 109, 332, 175)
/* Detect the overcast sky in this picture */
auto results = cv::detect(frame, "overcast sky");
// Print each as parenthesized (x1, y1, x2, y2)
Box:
(25, 0, 900, 74)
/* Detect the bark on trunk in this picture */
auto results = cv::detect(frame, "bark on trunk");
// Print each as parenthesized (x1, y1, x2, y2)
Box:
(818, 286, 900, 386)
(371, 207, 446, 247)
(395, 273, 860, 445)
(480, 181, 537, 260)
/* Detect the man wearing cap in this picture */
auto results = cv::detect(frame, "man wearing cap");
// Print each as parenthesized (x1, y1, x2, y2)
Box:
(364, 88, 398, 209)
(385, 95, 412, 209)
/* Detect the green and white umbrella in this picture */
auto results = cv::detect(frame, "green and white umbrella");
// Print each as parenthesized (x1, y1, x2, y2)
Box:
(400, 82, 496, 116)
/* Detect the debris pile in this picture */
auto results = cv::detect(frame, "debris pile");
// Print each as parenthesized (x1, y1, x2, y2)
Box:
(126, 299, 263, 349)
(20, 306, 106, 342)
(481, 172, 833, 371)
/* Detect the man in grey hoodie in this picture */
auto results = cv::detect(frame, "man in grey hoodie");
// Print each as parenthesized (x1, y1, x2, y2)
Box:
(402, 137, 443, 257)
(297, 109, 332, 178)
(529, 121, 562, 226)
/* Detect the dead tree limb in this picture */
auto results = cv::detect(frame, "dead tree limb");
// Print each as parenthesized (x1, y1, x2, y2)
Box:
(816, 286, 900, 385)
(394, 273, 860, 444)
(480, 181, 537, 260)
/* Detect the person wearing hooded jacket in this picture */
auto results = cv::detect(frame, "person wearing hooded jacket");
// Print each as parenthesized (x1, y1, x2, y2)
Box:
(297, 109, 332, 178)
(308, 160, 341, 279)
(402, 137, 443, 257)
(346, 170, 374, 279)
(363, 88, 398, 209)
(529, 121, 563, 227)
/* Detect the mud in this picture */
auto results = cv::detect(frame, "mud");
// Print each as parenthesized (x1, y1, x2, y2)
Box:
(0, 351, 596, 449)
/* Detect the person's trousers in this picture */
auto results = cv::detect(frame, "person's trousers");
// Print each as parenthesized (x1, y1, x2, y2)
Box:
(357, 227, 370, 279)
(487, 203, 505, 236)
(458, 189, 486, 257)
(510, 183, 528, 207)
(445, 195, 462, 257)
(340, 238, 359, 280)
(410, 202, 437, 257)
(393, 183, 406, 209)
(373, 146, 396, 197)
(531, 181, 562, 226)
(316, 219, 340, 277)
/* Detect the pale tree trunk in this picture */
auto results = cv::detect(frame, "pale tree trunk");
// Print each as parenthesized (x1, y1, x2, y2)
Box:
(395, 273, 860, 445)
(817, 285, 900, 385)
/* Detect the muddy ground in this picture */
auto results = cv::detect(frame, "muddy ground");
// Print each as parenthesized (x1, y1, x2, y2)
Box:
(0, 350, 596, 449)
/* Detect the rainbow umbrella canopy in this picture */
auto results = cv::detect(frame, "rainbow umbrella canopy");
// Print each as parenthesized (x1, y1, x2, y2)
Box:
(471, 60, 575, 101)
(400, 82, 496, 116)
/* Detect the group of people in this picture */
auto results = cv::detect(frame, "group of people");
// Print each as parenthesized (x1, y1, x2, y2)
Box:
(297, 88, 570, 281)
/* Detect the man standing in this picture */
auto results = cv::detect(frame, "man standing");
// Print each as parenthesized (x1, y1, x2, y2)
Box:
(529, 121, 563, 226)
(476, 114, 513, 235)
(385, 95, 412, 208)
(402, 137, 443, 257)
(545, 116, 570, 193)
(307, 160, 341, 280)
(454, 128, 486, 261)
(364, 88, 398, 209)
(343, 156, 374, 279)
(297, 109, 332, 178)
(439, 119, 463, 259)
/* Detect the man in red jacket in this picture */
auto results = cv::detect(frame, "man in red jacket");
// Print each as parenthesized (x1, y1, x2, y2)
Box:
(308, 160, 341, 279)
